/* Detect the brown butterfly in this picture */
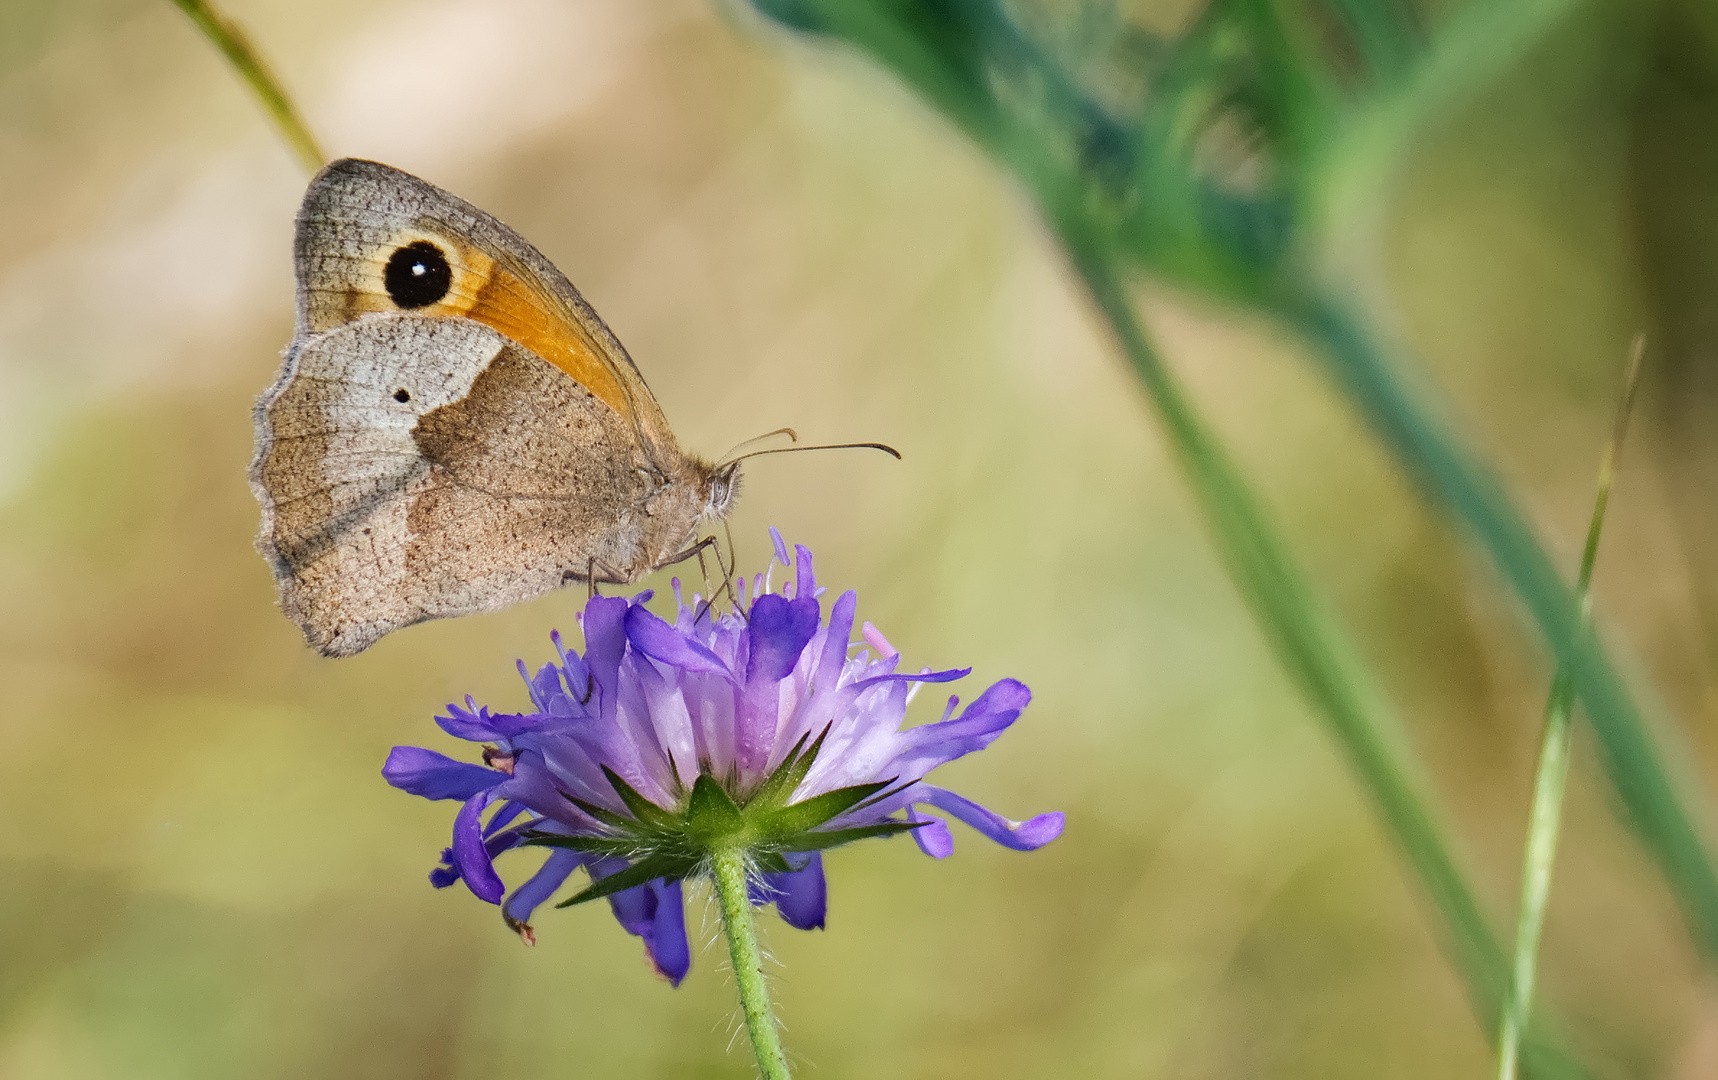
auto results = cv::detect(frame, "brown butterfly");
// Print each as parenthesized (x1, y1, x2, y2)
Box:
(250, 159, 740, 657)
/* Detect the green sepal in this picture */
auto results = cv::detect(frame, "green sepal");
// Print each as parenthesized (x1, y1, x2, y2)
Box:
(745, 725, 830, 813)
(686, 774, 744, 844)
(601, 766, 679, 831)
(554, 852, 698, 908)
(520, 833, 643, 857)
(844, 778, 910, 818)
(757, 779, 893, 839)
(752, 850, 794, 875)
(773, 820, 926, 852)
(559, 790, 634, 831)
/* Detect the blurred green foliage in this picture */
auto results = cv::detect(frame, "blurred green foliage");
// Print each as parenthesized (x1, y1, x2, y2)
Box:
(737, 3, 1718, 1075)
(4, 0, 1718, 1077)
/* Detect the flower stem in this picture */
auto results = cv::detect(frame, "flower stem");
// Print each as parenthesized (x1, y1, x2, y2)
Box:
(1497, 338, 1643, 1080)
(710, 845, 791, 1080)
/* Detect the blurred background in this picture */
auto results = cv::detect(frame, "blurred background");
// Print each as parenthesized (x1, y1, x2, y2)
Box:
(3, 0, 1718, 1076)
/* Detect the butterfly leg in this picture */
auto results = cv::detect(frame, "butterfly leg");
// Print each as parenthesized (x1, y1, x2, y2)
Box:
(685, 528, 742, 626)
(718, 518, 740, 616)
(576, 556, 629, 602)
(658, 534, 728, 625)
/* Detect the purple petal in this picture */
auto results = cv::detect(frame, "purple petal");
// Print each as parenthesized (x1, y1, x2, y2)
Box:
(772, 853, 827, 930)
(814, 590, 858, 691)
(643, 879, 691, 986)
(844, 666, 971, 694)
(495, 750, 602, 830)
(914, 786, 1064, 852)
(908, 804, 954, 858)
(518, 661, 546, 710)
(581, 596, 632, 720)
(884, 678, 1032, 780)
(483, 800, 529, 837)
(746, 594, 821, 684)
(624, 604, 733, 678)
(382, 747, 503, 801)
(435, 701, 542, 742)
(592, 857, 654, 936)
(949, 678, 1030, 727)
(430, 848, 459, 888)
(481, 822, 532, 858)
(549, 632, 594, 709)
(502, 848, 586, 933)
(517, 661, 572, 715)
(593, 861, 692, 987)
(738, 593, 821, 772)
(794, 543, 816, 600)
(451, 790, 507, 903)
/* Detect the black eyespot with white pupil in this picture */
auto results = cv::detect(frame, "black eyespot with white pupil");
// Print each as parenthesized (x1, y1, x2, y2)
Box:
(383, 240, 451, 309)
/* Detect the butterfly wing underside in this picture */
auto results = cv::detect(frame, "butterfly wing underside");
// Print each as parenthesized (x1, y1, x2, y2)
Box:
(251, 159, 718, 656)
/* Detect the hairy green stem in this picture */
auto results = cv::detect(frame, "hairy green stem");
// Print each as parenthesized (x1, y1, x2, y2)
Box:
(1497, 340, 1643, 1080)
(168, 0, 325, 174)
(711, 847, 792, 1080)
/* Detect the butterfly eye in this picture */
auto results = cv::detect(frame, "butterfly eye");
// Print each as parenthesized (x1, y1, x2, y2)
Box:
(383, 240, 451, 309)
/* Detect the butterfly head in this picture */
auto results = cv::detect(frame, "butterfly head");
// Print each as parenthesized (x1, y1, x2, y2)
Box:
(703, 461, 742, 520)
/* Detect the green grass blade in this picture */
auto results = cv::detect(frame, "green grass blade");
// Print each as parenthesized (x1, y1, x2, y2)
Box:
(168, 0, 325, 174)
(740, 4, 1594, 1071)
(1298, 298, 1718, 964)
(1067, 235, 1582, 1080)
(1031, 234, 1591, 1077)
(1292, 0, 1718, 966)
(1068, 232, 1487, 996)
(1497, 339, 1645, 1080)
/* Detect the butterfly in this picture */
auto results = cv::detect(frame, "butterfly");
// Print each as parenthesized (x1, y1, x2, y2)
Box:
(249, 159, 739, 656)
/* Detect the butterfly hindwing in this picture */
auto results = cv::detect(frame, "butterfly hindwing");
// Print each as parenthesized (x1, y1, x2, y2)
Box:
(256, 316, 662, 655)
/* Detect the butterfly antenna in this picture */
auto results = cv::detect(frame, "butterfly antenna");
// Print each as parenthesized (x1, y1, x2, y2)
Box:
(723, 441, 901, 464)
(717, 427, 799, 465)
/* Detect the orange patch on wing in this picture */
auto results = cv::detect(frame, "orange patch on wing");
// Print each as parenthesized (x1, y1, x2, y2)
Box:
(461, 266, 628, 418)
(319, 230, 632, 420)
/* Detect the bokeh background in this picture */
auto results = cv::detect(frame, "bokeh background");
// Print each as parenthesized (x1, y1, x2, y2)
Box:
(4, 0, 1718, 1076)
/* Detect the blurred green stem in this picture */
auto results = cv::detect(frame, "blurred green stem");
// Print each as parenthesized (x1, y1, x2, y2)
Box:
(1497, 339, 1644, 1080)
(711, 846, 792, 1080)
(169, 0, 325, 173)
(1294, 298, 1718, 961)
(1064, 228, 1511, 1019)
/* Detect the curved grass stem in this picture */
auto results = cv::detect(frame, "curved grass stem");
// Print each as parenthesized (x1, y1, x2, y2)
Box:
(1063, 231, 1510, 1016)
(1296, 299, 1718, 967)
(169, 0, 325, 174)
(1497, 338, 1644, 1080)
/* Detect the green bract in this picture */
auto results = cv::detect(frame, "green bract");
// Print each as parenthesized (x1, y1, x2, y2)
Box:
(525, 730, 924, 908)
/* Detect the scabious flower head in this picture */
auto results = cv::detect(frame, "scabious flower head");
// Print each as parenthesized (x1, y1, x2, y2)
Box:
(383, 530, 1063, 985)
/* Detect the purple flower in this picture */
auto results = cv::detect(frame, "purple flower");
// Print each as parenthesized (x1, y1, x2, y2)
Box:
(383, 530, 1063, 986)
